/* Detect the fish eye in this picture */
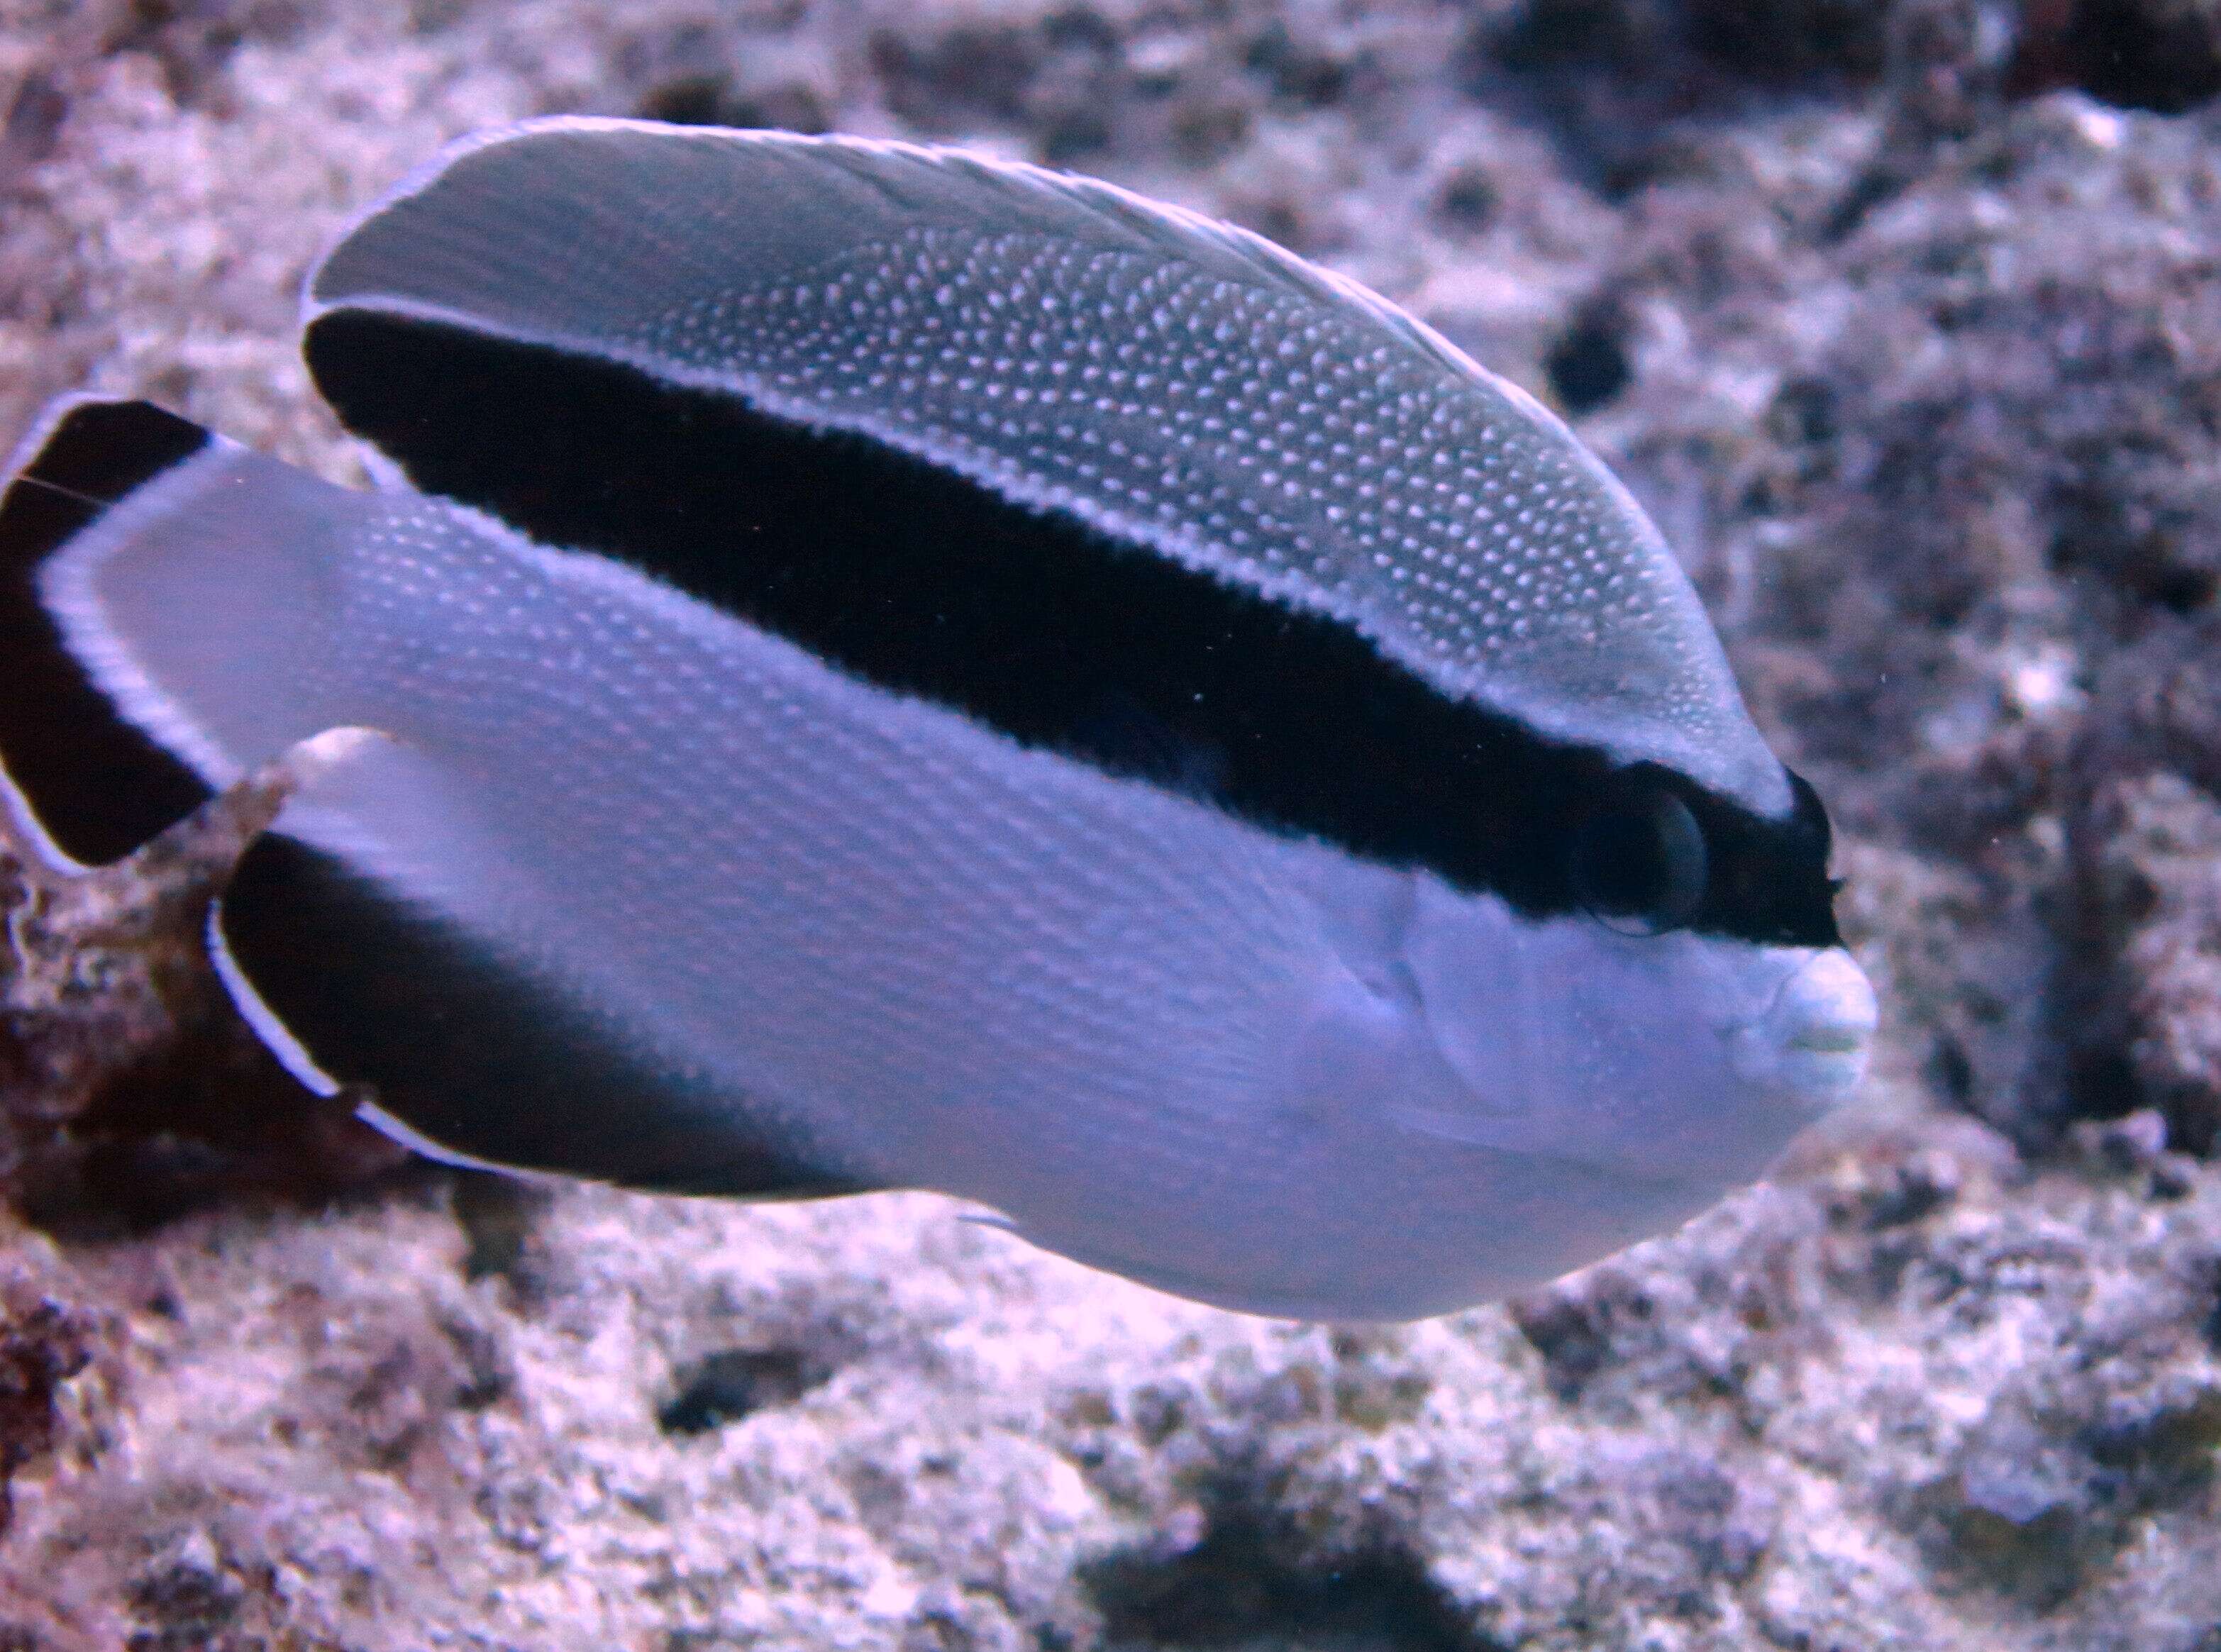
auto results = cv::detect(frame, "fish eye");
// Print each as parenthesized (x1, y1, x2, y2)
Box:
(1570, 781, 1708, 936)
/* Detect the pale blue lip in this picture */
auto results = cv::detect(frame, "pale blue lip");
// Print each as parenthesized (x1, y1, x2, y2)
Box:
(1729, 947, 1878, 1102)
(1789, 1024, 1869, 1056)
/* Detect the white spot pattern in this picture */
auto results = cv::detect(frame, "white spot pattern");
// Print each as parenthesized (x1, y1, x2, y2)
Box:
(314, 123, 1790, 811)
(655, 229, 1659, 670)
(631, 221, 1771, 801)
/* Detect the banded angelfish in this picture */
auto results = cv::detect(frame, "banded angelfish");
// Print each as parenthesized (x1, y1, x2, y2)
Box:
(0, 120, 1875, 1319)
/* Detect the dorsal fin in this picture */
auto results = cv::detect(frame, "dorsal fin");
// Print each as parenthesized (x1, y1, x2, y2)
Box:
(304, 118, 1791, 816)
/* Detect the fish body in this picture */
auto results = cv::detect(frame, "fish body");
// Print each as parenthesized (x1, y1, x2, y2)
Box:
(0, 121, 1875, 1319)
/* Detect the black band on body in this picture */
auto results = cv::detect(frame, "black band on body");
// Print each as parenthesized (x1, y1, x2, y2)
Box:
(219, 833, 871, 1197)
(306, 311, 1841, 947)
(0, 401, 215, 865)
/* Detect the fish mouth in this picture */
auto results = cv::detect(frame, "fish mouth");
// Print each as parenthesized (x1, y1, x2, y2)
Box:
(1786, 1024, 1867, 1056)
(1728, 947, 1878, 1104)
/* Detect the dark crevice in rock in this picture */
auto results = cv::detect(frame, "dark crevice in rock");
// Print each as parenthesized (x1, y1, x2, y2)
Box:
(614, 18, 836, 136)
(637, 72, 733, 126)
(1685, 0, 1890, 82)
(1767, 377, 1841, 450)
(1431, 165, 1500, 235)
(2081, 1385, 2221, 1500)
(2055, 0, 2221, 113)
(1493, 0, 1650, 73)
(0, 72, 68, 189)
(1244, 21, 1356, 109)
(2061, 1042, 2147, 1133)
(658, 1346, 824, 1436)
(1918, 1365, 2221, 1611)
(2047, 460, 2220, 630)
(1084, 1519, 1492, 1652)
(2062, 758, 2221, 1155)
(1818, 160, 1910, 245)
(13, 1024, 409, 1241)
(1470, 1, 1899, 201)
(11, 1014, 406, 1241)
(0, 1295, 104, 1536)
(1510, 1270, 1658, 1404)
(449, 1170, 544, 1287)
(440, 1313, 509, 1412)
(1927, 1037, 1976, 1108)
(634, 70, 831, 135)
(1937, 1493, 2088, 1612)
(127, 1556, 243, 1651)
(1853, 1157, 1962, 1231)
(99, 0, 309, 110)
(1465, 5, 1718, 201)
(2150, 566, 2217, 616)
(1546, 310, 1632, 413)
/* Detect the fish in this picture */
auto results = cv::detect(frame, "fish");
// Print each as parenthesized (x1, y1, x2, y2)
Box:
(0, 118, 1876, 1320)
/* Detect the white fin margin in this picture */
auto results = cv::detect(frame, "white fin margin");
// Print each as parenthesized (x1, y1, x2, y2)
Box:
(302, 117, 1793, 819)
(206, 894, 343, 1097)
(36, 440, 253, 794)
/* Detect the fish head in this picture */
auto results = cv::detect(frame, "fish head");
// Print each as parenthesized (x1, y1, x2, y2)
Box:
(1390, 765, 1876, 1192)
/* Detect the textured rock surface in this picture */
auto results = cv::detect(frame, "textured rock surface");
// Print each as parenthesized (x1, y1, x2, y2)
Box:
(2, 1, 2221, 1647)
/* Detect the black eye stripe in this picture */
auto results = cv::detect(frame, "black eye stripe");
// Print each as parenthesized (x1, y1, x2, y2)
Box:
(1571, 781, 1707, 934)
(306, 310, 1842, 948)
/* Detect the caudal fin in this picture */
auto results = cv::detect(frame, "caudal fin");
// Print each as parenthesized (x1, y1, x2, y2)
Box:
(0, 397, 385, 870)
(0, 399, 219, 866)
(1, 398, 860, 1198)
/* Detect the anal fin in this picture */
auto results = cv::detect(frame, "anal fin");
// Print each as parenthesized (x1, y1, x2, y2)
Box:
(209, 741, 869, 1201)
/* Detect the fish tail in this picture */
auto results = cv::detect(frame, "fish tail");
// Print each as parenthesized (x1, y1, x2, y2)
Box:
(0, 397, 354, 867)
(0, 398, 863, 1197)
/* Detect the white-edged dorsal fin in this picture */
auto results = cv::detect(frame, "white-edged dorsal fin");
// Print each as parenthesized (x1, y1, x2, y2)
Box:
(307, 118, 1790, 815)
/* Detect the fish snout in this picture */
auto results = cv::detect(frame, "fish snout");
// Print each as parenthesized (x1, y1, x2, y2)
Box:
(1728, 946, 1878, 1108)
